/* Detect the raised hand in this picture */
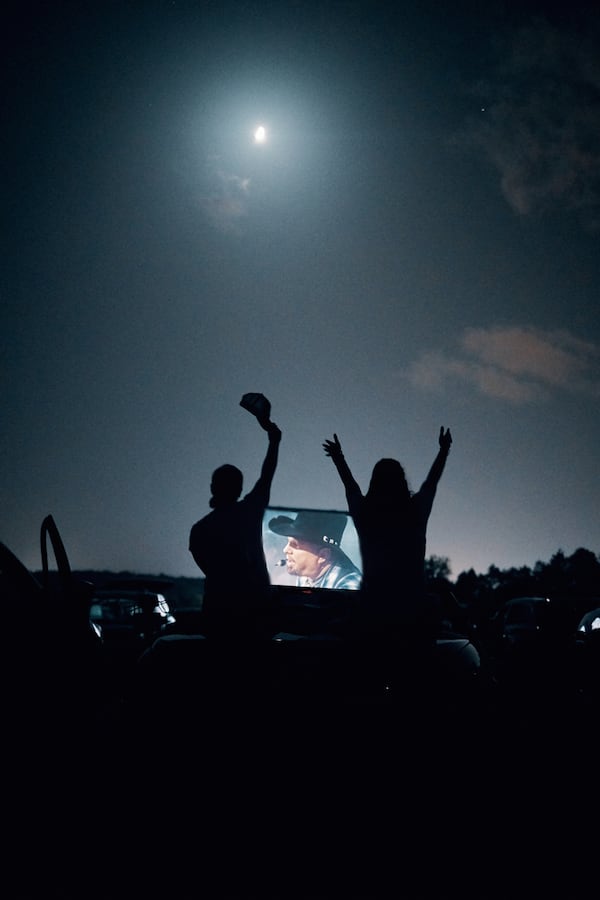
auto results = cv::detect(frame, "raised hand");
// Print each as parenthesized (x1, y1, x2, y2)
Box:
(240, 392, 271, 425)
(323, 433, 343, 459)
(439, 426, 452, 452)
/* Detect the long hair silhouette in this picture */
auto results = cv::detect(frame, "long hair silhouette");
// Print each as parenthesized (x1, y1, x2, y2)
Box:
(365, 458, 411, 509)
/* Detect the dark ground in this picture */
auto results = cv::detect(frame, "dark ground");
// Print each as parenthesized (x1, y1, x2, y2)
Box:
(6, 631, 597, 900)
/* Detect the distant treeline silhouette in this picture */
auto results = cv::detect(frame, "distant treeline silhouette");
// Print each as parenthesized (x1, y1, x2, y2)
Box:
(47, 545, 599, 621)
(428, 545, 600, 625)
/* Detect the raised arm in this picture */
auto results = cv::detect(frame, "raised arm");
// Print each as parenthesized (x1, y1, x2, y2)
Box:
(256, 418, 281, 492)
(422, 426, 452, 490)
(323, 433, 362, 507)
(240, 393, 282, 501)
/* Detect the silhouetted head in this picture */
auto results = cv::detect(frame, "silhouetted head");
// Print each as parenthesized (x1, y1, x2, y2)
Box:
(210, 464, 243, 508)
(366, 458, 411, 505)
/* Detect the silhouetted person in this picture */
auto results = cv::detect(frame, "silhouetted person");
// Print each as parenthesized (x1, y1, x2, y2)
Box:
(322, 426, 452, 640)
(189, 394, 282, 638)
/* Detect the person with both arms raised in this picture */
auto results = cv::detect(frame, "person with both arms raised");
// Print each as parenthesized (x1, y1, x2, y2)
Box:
(322, 426, 452, 640)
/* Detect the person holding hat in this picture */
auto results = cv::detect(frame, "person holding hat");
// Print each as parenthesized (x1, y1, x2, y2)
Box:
(189, 394, 281, 637)
(268, 509, 361, 591)
(322, 427, 452, 637)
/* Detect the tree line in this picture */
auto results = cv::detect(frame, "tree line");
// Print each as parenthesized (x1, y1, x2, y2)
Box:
(426, 545, 600, 628)
(63, 545, 599, 627)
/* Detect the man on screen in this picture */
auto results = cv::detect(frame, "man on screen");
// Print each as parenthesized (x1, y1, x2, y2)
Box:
(268, 510, 361, 591)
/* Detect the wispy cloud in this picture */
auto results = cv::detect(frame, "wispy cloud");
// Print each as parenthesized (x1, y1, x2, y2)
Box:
(199, 166, 251, 234)
(458, 15, 600, 229)
(406, 326, 600, 403)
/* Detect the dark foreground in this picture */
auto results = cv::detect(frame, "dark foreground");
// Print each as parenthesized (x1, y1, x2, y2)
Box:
(6, 631, 598, 900)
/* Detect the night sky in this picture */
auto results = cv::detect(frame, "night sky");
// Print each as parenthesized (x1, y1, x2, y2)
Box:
(3, 0, 599, 581)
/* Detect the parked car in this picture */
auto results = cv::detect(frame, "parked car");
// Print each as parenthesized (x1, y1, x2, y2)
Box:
(2, 514, 104, 726)
(575, 605, 600, 636)
(496, 595, 553, 646)
(569, 603, 600, 705)
(490, 595, 576, 706)
(89, 588, 176, 651)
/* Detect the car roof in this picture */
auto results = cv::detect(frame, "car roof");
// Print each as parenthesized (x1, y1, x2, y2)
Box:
(504, 596, 550, 605)
(93, 588, 166, 601)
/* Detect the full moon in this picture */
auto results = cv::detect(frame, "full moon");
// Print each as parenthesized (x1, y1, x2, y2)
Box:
(254, 125, 267, 143)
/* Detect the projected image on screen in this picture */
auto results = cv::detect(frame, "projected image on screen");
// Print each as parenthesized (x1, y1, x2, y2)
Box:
(262, 506, 362, 592)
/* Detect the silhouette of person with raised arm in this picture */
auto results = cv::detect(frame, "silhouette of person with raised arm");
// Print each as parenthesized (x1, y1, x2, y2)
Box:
(322, 427, 452, 639)
(189, 393, 282, 638)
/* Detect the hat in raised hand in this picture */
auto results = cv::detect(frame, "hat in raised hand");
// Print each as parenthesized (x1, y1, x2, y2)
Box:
(240, 392, 271, 422)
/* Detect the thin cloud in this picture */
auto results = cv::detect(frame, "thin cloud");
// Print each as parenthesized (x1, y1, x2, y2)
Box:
(199, 167, 251, 234)
(458, 15, 600, 229)
(406, 326, 600, 403)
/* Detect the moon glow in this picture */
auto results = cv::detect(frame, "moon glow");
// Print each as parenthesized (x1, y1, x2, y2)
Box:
(254, 125, 267, 143)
